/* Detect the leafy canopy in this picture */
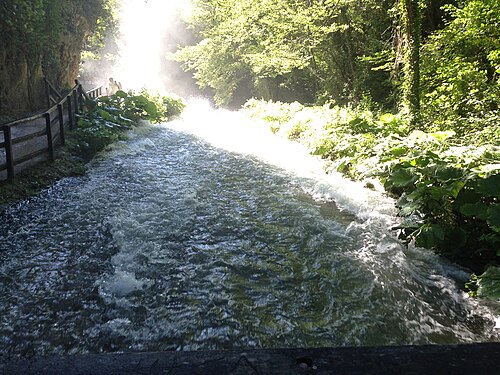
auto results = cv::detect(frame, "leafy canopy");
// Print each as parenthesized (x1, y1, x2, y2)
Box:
(174, 0, 393, 107)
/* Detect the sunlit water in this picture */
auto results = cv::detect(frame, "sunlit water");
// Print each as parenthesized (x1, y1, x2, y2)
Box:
(0, 102, 498, 356)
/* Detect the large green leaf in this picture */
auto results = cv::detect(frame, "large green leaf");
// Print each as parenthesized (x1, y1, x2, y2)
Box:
(379, 113, 396, 123)
(434, 166, 464, 181)
(388, 168, 417, 187)
(410, 155, 431, 168)
(429, 130, 455, 142)
(445, 180, 466, 198)
(454, 187, 482, 207)
(487, 204, 500, 233)
(389, 146, 407, 156)
(477, 266, 500, 301)
(147, 102, 159, 113)
(115, 90, 128, 98)
(476, 174, 500, 197)
(98, 109, 115, 121)
(312, 146, 328, 156)
(415, 224, 445, 248)
(399, 202, 421, 216)
(459, 202, 489, 220)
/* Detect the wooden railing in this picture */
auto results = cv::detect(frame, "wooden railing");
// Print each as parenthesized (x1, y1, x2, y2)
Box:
(44, 77, 63, 108)
(0, 80, 103, 182)
(86, 85, 103, 99)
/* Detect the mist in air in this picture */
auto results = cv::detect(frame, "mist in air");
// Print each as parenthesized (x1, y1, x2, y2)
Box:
(82, 0, 201, 98)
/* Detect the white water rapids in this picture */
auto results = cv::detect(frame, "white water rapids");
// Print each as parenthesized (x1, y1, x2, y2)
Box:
(0, 100, 498, 356)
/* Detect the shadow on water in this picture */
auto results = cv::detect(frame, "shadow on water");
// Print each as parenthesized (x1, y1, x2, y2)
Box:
(0, 114, 498, 357)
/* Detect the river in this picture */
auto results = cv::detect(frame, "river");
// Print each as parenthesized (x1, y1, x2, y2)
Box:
(0, 100, 498, 356)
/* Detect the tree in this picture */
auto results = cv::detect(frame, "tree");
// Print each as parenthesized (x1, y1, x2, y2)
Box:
(174, 0, 394, 107)
(420, 0, 500, 134)
(399, 0, 422, 128)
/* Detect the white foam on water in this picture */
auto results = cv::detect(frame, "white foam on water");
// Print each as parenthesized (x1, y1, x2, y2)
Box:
(99, 270, 146, 298)
(169, 99, 397, 223)
(89, 99, 499, 345)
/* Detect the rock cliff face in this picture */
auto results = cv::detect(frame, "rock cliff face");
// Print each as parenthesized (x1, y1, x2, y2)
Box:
(0, 45, 45, 116)
(0, 4, 100, 119)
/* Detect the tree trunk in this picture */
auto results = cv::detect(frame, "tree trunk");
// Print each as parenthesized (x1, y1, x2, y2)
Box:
(400, 0, 421, 128)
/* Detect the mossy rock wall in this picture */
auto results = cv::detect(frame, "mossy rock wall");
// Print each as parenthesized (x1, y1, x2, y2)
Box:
(0, 45, 45, 117)
(0, 3, 99, 119)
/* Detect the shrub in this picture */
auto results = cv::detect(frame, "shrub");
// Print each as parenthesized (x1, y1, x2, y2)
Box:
(71, 90, 185, 159)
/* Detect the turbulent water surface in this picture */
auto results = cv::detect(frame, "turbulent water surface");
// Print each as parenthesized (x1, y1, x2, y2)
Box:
(0, 102, 498, 356)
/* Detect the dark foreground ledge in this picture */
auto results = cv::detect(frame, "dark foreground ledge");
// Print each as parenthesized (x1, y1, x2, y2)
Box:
(2, 343, 500, 375)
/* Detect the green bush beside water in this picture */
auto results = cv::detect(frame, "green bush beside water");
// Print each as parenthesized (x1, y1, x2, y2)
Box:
(243, 99, 500, 300)
(71, 90, 185, 160)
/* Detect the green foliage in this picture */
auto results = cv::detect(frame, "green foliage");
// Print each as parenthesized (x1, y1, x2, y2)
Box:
(82, 0, 118, 53)
(244, 99, 408, 177)
(467, 267, 500, 301)
(0, 0, 116, 89)
(0, 0, 46, 58)
(420, 0, 500, 134)
(383, 136, 500, 262)
(71, 91, 185, 159)
(244, 99, 500, 275)
(175, 0, 499, 133)
(0, 0, 112, 50)
(175, 0, 393, 106)
(397, 0, 422, 127)
(98, 90, 185, 124)
(479, 267, 500, 301)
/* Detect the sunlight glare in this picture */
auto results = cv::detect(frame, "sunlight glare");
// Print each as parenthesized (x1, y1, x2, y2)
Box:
(166, 98, 398, 221)
(113, 0, 191, 93)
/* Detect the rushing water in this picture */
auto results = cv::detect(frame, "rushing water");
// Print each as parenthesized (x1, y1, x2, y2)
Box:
(0, 101, 498, 356)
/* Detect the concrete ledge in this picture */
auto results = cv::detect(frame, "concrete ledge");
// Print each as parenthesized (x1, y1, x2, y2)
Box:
(2, 343, 500, 374)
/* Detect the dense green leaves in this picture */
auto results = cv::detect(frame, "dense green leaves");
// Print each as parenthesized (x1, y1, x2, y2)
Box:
(176, 0, 500, 143)
(388, 168, 417, 188)
(174, 0, 393, 107)
(475, 174, 500, 198)
(0, 0, 45, 52)
(467, 266, 500, 300)
(0, 0, 116, 93)
(0, 0, 113, 51)
(420, 0, 500, 134)
(71, 91, 185, 159)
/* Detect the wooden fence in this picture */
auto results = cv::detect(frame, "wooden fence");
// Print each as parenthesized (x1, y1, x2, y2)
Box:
(0, 80, 103, 182)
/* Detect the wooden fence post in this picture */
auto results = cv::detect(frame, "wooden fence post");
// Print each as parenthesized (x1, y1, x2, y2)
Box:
(44, 113, 55, 162)
(78, 84, 84, 110)
(73, 89, 79, 115)
(57, 103, 65, 146)
(67, 95, 74, 129)
(44, 78, 51, 109)
(3, 126, 15, 181)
